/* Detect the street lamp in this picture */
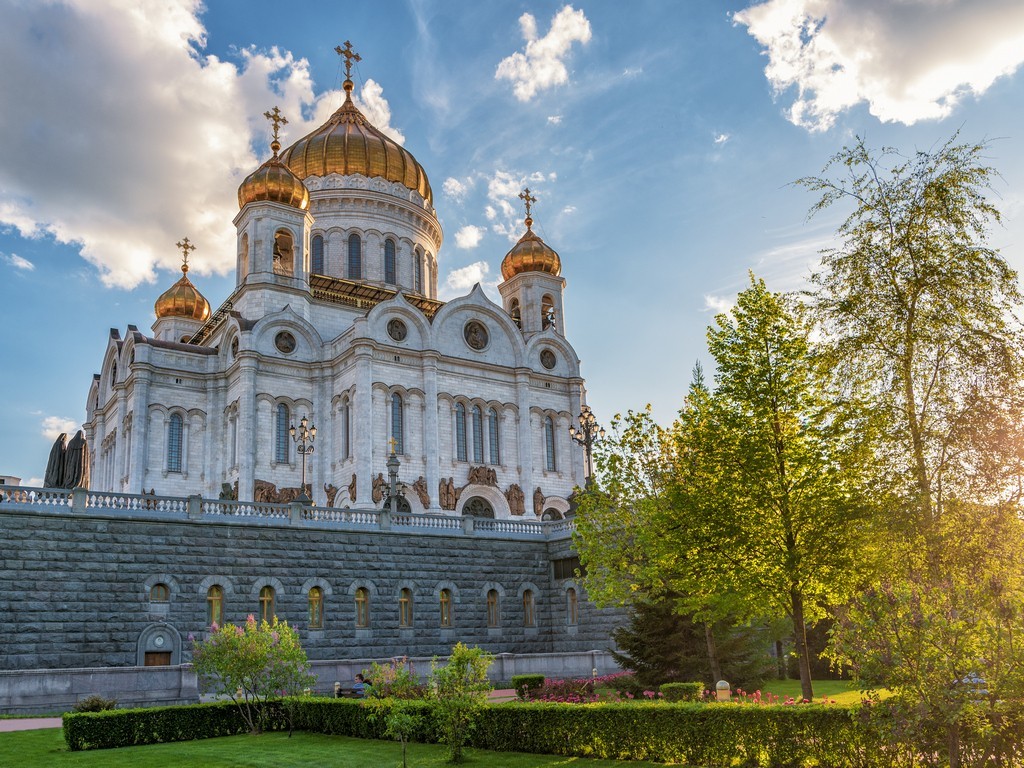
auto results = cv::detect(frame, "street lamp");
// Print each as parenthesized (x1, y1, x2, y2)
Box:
(568, 405, 604, 483)
(385, 438, 404, 515)
(289, 414, 316, 504)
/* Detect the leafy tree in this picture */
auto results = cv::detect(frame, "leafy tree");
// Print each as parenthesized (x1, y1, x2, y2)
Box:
(428, 642, 492, 763)
(192, 614, 314, 734)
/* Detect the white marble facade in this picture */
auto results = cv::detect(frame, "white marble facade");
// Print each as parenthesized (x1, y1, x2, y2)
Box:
(85, 136, 587, 519)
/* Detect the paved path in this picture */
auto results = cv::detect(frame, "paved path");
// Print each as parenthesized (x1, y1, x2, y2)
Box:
(0, 717, 63, 732)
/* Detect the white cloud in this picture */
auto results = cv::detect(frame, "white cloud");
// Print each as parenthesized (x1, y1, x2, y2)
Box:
(714, 133, 730, 145)
(454, 225, 485, 249)
(484, 205, 498, 221)
(41, 415, 79, 442)
(562, 205, 577, 214)
(0, 1, 355, 290)
(2, 253, 34, 271)
(547, 115, 563, 125)
(495, 5, 592, 102)
(704, 295, 735, 314)
(443, 177, 473, 203)
(446, 261, 490, 292)
(483, 169, 558, 242)
(734, 0, 1024, 132)
(622, 67, 643, 78)
(354, 79, 405, 145)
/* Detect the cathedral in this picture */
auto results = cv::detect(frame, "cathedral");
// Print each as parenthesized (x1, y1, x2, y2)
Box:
(84, 45, 588, 519)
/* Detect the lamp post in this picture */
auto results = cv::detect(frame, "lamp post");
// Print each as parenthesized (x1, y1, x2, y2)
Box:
(289, 414, 316, 505)
(568, 405, 604, 484)
(385, 438, 402, 516)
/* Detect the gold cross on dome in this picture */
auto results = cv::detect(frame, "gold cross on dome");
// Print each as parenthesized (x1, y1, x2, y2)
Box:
(518, 188, 537, 219)
(263, 106, 288, 143)
(176, 237, 195, 270)
(335, 40, 361, 79)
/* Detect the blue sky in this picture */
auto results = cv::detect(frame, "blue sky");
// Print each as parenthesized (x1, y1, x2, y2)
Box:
(2, 0, 1024, 485)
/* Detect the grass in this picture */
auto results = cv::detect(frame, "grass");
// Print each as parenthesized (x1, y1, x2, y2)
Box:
(757, 679, 874, 705)
(0, 729, 670, 767)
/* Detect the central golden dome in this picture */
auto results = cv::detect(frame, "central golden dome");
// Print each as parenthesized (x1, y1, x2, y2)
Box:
(278, 78, 432, 205)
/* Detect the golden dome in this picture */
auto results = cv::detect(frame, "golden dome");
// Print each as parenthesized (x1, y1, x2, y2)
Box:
(278, 77, 433, 205)
(155, 244, 211, 322)
(501, 215, 561, 280)
(237, 141, 310, 211)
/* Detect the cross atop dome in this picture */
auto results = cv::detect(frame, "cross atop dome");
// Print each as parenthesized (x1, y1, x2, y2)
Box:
(519, 188, 537, 228)
(335, 41, 361, 93)
(176, 237, 195, 273)
(263, 106, 288, 155)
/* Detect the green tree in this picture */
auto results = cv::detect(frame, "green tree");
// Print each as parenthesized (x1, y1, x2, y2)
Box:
(192, 614, 314, 734)
(428, 642, 493, 763)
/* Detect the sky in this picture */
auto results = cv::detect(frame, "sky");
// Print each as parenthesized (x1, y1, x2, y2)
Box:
(2, 0, 1024, 486)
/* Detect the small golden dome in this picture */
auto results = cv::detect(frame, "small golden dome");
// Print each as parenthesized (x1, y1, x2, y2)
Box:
(278, 77, 432, 205)
(501, 215, 561, 280)
(237, 149, 310, 211)
(155, 240, 211, 322)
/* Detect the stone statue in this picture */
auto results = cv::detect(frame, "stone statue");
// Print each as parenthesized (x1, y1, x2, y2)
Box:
(533, 487, 545, 517)
(413, 476, 430, 508)
(505, 483, 525, 516)
(347, 473, 357, 502)
(44, 433, 67, 488)
(277, 484, 311, 504)
(62, 430, 89, 490)
(254, 479, 278, 503)
(467, 466, 498, 486)
(219, 482, 237, 501)
(439, 476, 459, 510)
(324, 483, 338, 508)
(372, 473, 385, 504)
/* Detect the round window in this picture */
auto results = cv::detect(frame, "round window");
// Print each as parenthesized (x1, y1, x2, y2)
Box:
(387, 318, 408, 342)
(464, 320, 488, 351)
(540, 349, 556, 369)
(275, 331, 296, 354)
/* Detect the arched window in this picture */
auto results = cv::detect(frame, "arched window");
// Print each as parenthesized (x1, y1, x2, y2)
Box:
(150, 583, 169, 603)
(523, 590, 535, 627)
(207, 585, 223, 628)
(487, 589, 500, 628)
(414, 251, 423, 293)
(544, 415, 556, 471)
(311, 234, 324, 274)
(399, 588, 413, 628)
(274, 229, 294, 276)
(439, 588, 452, 627)
(471, 406, 483, 463)
(541, 295, 555, 329)
(308, 587, 324, 629)
(566, 587, 578, 626)
(355, 587, 370, 628)
(167, 413, 183, 473)
(488, 408, 500, 465)
(384, 239, 397, 284)
(240, 233, 249, 277)
(510, 298, 521, 329)
(391, 392, 404, 455)
(341, 399, 351, 461)
(455, 403, 467, 462)
(259, 585, 275, 623)
(275, 403, 290, 463)
(348, 234, 362, 279)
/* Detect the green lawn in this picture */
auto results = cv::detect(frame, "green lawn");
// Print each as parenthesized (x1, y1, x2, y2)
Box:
(757, 679, 872, 705)
(0, 729, 670, 767)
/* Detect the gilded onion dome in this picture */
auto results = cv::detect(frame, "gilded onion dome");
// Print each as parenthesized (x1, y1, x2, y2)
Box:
(237, 108, 310, 211)
(501, 213, 561, 281)
(155, 239, 211, 322)
(277, 74, 432, 205)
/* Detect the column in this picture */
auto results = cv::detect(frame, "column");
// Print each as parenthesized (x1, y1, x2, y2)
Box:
(353, 345, 374, 506)
(515, 369, 534, 503)
(423, 353, 440, 510)
(236, 357, 258, 502)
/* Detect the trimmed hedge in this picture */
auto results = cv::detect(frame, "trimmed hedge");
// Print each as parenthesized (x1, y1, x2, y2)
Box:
(63, 701, 285, 751)
(660, 682, 705, 702)
(510, 674, 545, 698)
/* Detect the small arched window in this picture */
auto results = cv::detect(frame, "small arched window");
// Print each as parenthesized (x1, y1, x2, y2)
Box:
(355, 587, 370, 628)
(273, 229, 294, 276)
(471, 406, 484, 463)
(391, 393, 404, 455)
(308, 587, 324, 629)
(414, 250, 423, 293)
(384, 239, 397, 284)
(510, 298, 522, 329)
(341, 399, 351, 461)
(311, 234, 324, 274)
(259, 585, 275, 623)
(440, 588, 452, 627)
(399, 588, 413, 628)
(567, 587, 578, 626)
(487, 589, 500, 628)
(541, 295, 555, 330)
(544, 415, 556, 471)
(455, 403, 467, 462)
(150, 583, 169, 603)
(488, 408, 500, 465)
(348, 234, 362, 279)
(207, 585, 224, 628)
(167, 413, 183, 473)
(275, 403, 290, 463)
(523, 589, 535, 627)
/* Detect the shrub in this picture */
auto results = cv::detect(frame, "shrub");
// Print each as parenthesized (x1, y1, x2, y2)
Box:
(429, 642, 493, 763)
(604, 671, 645, 697)
(524, 677, 598, 703)
(72, 694, 117, 713)
(661, 682, 705, 702)
(511, 674, 545, 699)
(365, 656, 426, 699)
